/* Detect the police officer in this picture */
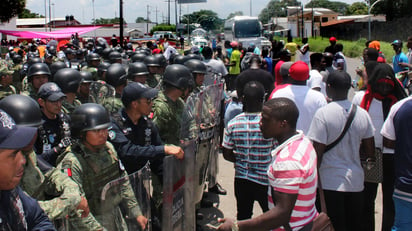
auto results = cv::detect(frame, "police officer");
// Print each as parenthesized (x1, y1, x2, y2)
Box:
(184, 59, 207, 93)
(81, 53, 100, 80)
(97, 61, 111, 81)
(0, 109, 56, 230)
(11, 54, 24, 92)
(128, 62, 150, 85)
(56, 103, 148, 230)
(54, 68, 82, 114)
(102, 63, 128, 113)
(21, 62, 50, 100)
(0, 94, 89, 221)
(34, 82, 71, 167)
(152, 64, 194, 145)
(144, 55, 165, 88)
(0, 65, 17, 100)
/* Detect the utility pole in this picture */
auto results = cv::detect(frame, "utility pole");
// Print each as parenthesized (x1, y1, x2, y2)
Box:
(48, 0, 52, 31)
(175, 0, 178, 27)
(301, 4, 304, 39)
(167, 0, 171, 25)
(44, 0, 47, 31)
(119, 0, 124, 48)
(147, 5, 150, 35)
(155, 6, 159, 25)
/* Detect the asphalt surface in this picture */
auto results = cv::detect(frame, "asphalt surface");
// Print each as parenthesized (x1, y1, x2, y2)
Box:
(198, 55, 383, 230)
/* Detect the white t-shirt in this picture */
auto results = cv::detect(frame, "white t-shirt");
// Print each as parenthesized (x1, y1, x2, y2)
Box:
(271, 85, 327, 134)
(307, 100, 375, 192)
(308, 69, 326, 95)
(352, 91, 385, 150)
(381, 96, 412, 141)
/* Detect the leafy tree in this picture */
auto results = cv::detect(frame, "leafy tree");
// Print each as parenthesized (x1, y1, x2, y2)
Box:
(91, 17, 126, 25)
(150, 24, 176, 34)
(0, 0, 26, 22)
(227, 11, 244, 19)
(346, 2, 368, 15)
(18, 9, 44, 18)
(305, 0, 349, 15)
(258, 0, 301, 24)
(181, 10, 222, 31)
(135, 17, 151, 23)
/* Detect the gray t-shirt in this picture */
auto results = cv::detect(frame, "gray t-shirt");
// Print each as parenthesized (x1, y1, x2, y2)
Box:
(307, 100, 375, 192)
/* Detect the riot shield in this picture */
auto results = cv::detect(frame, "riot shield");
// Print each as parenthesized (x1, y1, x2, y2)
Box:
(89, 81, 116, 105)
(100, 163, 152, 231)
(204, 67, 224, 86)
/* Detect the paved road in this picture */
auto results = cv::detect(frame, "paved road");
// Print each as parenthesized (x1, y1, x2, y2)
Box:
(198, 56, 384, 230)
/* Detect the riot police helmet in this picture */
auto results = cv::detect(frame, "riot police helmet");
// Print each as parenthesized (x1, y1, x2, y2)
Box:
(54, 68, 82, 93)
(184, 59, 207, 74)
(144, 55, 158, 67)
(0, 94, 43, 127)
(186, 53, 201, 61)
(50, 61, 67, 79)
(102, 48, 113, 60)
(70, 103, 111, 138)
(109, 51, 122, 63)
(28, 63, 51, 82)
(131, 53, 147, 63)
(79, 71, 94, 83)
(105, 63, 127, 87)
(163, 64, 194, 90)
(154, 54, 167, 67)
(173, 55, 190, 65)
(12, 54, 23, 64)
(128, 62, 149, 79)
(86, 53, 101, 63)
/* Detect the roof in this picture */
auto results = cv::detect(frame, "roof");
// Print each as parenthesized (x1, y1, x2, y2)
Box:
(288, 7, 338, 17)
(17, 18, 67, 26)
(321, 19, 355, 27)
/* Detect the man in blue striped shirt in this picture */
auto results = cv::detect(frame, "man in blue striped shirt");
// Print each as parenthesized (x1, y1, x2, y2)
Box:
(222, 81, 277, 220)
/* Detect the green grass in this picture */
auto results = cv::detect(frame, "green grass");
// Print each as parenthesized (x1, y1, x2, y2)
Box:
(273, 36, 407, 64)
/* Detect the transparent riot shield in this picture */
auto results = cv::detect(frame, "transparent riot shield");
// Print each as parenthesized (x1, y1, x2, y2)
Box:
(89, 81, 116, 105)
(204, 67, 224, 86)
(100, 164, 152, 231)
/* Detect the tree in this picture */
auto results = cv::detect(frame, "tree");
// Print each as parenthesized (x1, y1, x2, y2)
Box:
(91, 17, 127, 25)
(135, 17, 151, 23)
(258, 0, 301, 24)
(346, 2, 368, 15)
(227, 11, 244, 19)
(181, 10, 222, 31)
(305, 0, 349, 15)
(18, 9, 44, 18)
(0, 0, 26, 22)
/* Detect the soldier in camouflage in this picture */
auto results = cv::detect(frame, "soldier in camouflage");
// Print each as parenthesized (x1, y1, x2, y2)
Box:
(11, 54, 24, 92)
(21, 63, 50, 100)
(54, 68, 82, 115)
(152, 64, 194, 145)
(56, 103, 147, 230)
(0, 65, 17, 100)
(144, 55, 166, 88)
(77, 71, 94, 104)
(81, 53, 100, 80)
(101, 63, 128, 113)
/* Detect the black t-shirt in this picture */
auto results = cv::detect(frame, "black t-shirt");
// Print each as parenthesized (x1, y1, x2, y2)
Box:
(236, 68, 275, 100)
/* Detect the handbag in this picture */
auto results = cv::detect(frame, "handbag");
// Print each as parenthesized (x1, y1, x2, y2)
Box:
(363, 148, 383, 183)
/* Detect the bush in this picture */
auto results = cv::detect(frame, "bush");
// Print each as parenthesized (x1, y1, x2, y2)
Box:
(150, 24, 176, 34)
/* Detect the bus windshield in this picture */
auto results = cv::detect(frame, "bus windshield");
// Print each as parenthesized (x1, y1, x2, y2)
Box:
(234, 20, 261, 38)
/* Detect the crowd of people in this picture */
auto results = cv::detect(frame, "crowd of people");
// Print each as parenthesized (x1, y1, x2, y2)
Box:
(0, 33, 412, 231)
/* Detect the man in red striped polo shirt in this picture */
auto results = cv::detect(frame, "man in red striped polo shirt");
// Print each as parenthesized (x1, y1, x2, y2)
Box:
(218, 97, 318, 231)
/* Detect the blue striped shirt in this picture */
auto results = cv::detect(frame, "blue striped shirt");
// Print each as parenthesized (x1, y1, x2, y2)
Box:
(223, 112, 277, 186)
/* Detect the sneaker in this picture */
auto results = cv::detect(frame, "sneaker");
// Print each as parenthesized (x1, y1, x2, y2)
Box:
(208, 183, 227, 195)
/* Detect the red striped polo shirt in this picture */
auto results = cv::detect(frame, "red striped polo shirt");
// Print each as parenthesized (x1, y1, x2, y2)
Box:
(267, 131, 318, 230)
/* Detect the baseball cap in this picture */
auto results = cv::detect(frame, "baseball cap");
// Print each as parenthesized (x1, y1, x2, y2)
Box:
(230, 41, 238, 48)
(122, 82, 158, 105)
(329, 37, 337, 42)
(289, 61, 309, 81)
(279, 61, 293, 78)
(38, 82, 66, 101)
(0, 109, 37, 149)
(391, 40, 402, 46)
(327, 70, 352, 90)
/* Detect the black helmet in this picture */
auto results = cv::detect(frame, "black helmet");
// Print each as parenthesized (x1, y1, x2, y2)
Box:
(106, 63, 127, 87)
(184, 59, 207, 74)
(144, 56, 158, 67)
(28, 63, 51, 82)
(28, 57, 43, 67)
(97, 62, 111, 79)
(0, 94, 42, 127)
(173, 55, 190, 65)
(79, 71, 94, 83)
(54, 68, 82, 93)
(154, 54, 167, 67)
(109, 51, 122, 63)
(114, 46, 123, 54)
(131, 53, 147, 63)
(102, 48, 113, 60)
(50, 61, 67, 78)
(186, 53, 201, 61)
(86, 53, 100, 63)
(48, 46, 56, 55)
(128, 62, 149, 79)
(163, 64, 194, 90)
(70, 103, 111, 138)
(95, 46, 104, 55)
(12, 54, 23, 64)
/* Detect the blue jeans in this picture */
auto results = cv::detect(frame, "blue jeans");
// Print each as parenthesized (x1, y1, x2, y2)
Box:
(392, 196, 412, 231)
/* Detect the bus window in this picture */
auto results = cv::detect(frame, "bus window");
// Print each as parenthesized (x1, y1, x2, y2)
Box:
(234, 20, 261, 38)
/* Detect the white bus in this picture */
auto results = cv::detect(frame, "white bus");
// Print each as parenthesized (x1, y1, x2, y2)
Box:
(224, 16, 263, 49)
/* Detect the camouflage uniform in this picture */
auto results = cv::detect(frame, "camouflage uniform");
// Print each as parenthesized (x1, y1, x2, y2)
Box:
(147, 73, 162, 89)
(152, 91, 184, 145)
(56, 141, 142, 230)
(61, 98, 82, 115)
(20, 83, 39, 100)
(0, 65, 17, 99)
(20, 150, 82, 220)
(102, 94, 123, 114)
(12, 63, 23, 92)
(0, 84, 17, 100)
(81, 66, 98, 81)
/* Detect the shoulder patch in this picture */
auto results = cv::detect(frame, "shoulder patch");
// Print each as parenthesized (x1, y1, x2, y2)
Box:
(108, 130, 116, 140)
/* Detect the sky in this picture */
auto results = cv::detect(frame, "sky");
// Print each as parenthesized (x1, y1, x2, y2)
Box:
(26, 0, 362, 25)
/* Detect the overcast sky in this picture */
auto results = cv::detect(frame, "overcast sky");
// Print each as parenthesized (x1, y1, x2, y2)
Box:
(26, 0, 363, 25)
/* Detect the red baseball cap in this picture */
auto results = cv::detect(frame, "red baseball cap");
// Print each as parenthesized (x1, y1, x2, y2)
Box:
(230, 41, 239, 47)
(289, 61, 309, 81)
(329, 37, 337, 42)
